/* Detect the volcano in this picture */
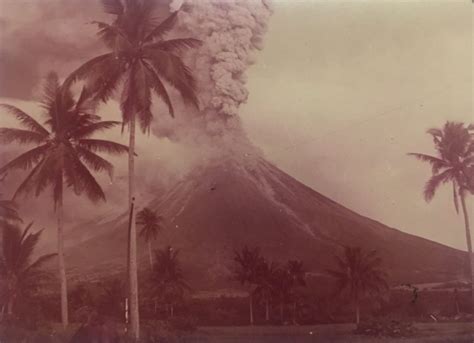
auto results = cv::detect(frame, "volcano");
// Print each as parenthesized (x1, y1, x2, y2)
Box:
(64, 152, 466, 289)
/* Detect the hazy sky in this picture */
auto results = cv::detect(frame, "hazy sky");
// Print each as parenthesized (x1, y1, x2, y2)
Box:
(0, 0, 472, 250)
(242, 0, 472, 250)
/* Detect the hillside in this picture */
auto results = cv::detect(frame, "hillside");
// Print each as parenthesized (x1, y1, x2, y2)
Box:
(65, 153, 466, 288)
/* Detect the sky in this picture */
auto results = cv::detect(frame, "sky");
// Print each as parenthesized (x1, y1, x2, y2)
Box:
(241, 0, 472, 250)
(0, 0, 472, 250)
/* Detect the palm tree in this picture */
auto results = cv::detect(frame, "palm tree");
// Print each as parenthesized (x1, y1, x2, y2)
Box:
(150, 246, 189, 318)
(137, 207, 164, 268)
(326, 246, 388, 325)
(271, 266, 292, 323)
(0, 221, 56, 319)
(287, 260, 306, 324)
(233, 246, 264, 325)
(409, 122, 474, 310)
(64, 2, 200, 337)
(254, 260, 278, 322)
(0, 72, 128, 328)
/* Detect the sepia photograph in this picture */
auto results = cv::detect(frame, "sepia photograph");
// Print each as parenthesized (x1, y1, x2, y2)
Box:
(0, 0, 473, 342)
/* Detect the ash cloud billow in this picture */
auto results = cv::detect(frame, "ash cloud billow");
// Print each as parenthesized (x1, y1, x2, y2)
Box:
(163, 0, 273, 138)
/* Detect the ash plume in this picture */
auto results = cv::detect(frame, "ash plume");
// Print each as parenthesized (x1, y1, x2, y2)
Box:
(156, 0, 273, 140)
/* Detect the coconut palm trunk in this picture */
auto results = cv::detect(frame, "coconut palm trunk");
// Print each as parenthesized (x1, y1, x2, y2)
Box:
(249, 293, 254, 325)
(128, 115, 140, 339)
(265, 299, 270, 321)
(148, 241, 153, 269)
(57, 181, 69, 328)
(459, 190, 474, 313)
(355, 300, 360, 325)
(292, 301, 297, 324)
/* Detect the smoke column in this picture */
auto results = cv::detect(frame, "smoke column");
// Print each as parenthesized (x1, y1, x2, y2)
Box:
(164, 0, 273, 138)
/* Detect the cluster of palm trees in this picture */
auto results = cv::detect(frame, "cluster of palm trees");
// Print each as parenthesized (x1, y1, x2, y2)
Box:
(0, 0, 200, 339)
(233, 246, 307, 325)
(233, 245, 388, 326)
(409, 122, 474, 312)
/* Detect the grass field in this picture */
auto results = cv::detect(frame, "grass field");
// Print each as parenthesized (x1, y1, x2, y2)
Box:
(184, 323, 474, 343)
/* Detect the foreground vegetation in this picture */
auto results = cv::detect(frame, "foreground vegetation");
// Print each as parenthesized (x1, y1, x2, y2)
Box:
(0, 218, 472, 342)
(1, 321, 473, 343)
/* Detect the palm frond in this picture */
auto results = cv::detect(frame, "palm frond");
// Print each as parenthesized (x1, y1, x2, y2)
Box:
(76, 147, 114, 179)
(40, 72, 60, 111)
(407, 153, 447, 174)
(12, 158, 46, 201)
(72, 121, 122, 139)
(134, 62, 153, 133)
(74, 87, 98, 116)
(143, 11, 178, 44)
(101, 0, 124, 14)
(0, 104, 49, 136)
(88, 60, 124, 103)
(0, 199, 21, 223)
(92, 21, 131, 48)
(423, 169, 453, 202)
(427, 128, 443, 138)
(137, 207, 163, 242)
(143, 61, 174, 117)
(21, 253, 57, 278)
(146, 38, 202, 53)
(144, 50, 199, 108)
(19, 222, 34, 243)
(65, 154, 106, 203)
(31, 153, 60, 199)
(78, 139, 129, 155)
(16, 227, 43, 272)
(2, 223, 23, 272)
(0, 128, 49, 145)
(0, 144, 49, 175)
(63, 53, 115, 90)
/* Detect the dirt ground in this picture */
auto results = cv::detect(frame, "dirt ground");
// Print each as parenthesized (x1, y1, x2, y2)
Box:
(186, 323, 474, 343)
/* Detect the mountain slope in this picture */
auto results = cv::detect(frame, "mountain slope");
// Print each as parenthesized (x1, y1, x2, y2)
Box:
(65, 155, 466, 288)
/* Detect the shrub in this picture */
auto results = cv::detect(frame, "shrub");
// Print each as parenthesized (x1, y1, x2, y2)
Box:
(354, 318, 418, 338)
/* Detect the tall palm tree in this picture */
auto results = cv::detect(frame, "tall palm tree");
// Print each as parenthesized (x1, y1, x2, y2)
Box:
(150, 246, 189, 318)
(64, 1, 200, 337)
(0, 72, 128, 328)
(136, 207, 164, 268)
(0, 221, 56, 319)
(233, 246, 264, 325)
(326, 246, 388, 325)
(409, 121, 474, 310)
